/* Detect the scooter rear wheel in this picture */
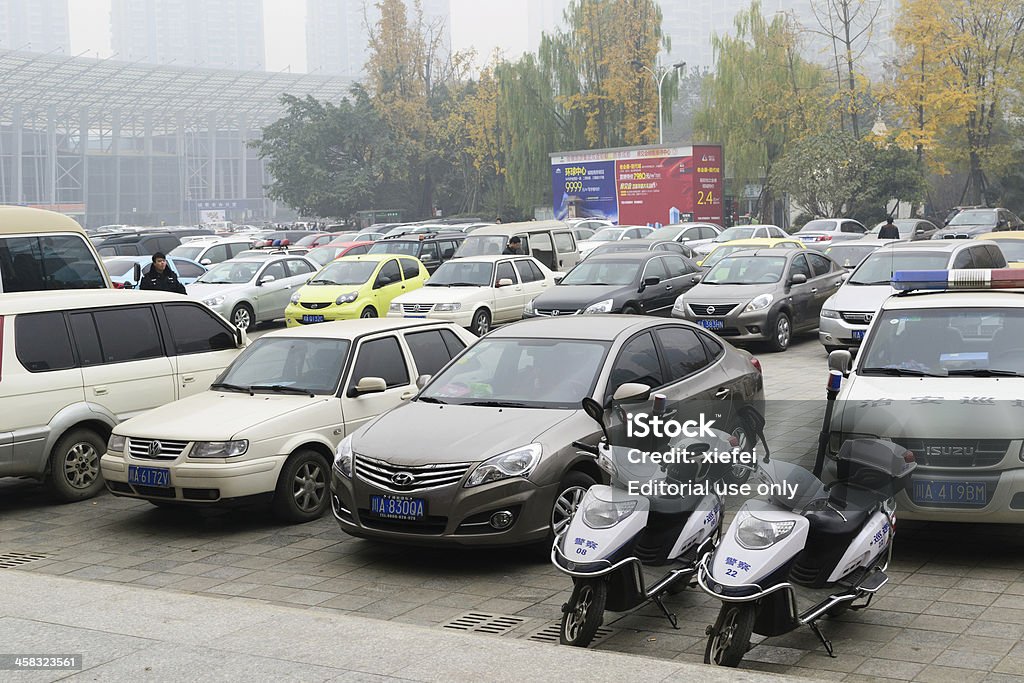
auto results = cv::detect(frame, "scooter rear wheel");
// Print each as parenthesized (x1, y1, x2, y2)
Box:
(705, 603, 756, 667)
(560, 578, 607, 647)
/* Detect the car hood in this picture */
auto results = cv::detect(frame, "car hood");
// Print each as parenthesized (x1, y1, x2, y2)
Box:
(189, 282, 252, 299)
(354, 401, 578, 465)
(685, 283, 774, 302)
(113, 391, 327, 441)
(532, 284, 633, 309)
(395, 286, 488, 304)
(827, 283, 894, 312)
(933, 225, 991, 237)
(296, 283, 366, 302)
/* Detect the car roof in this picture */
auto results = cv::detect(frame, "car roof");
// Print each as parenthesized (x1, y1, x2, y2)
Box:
(260, 317, 453, 340)
(489, 315, 660, 342)
(721, 248, 797, 259)
(595, 238, 675, 247)
(977, 232, 1024, 241)
(713, 237, 800, 247)
(885, 290, 1024, 310)
(469, 220, 569, 236)
(877, 240, 977, 252)
(334, 253, 419, 262)
(826, 239, 894, 248)
(0, 206, 86, 234)
(584, 251, 668, 262)
(0, 289, 186, 315)
(438, 254, 536, 263)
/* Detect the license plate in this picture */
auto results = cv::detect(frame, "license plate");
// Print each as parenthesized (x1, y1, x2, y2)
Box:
(369, 495, 426, 521)
(128, 465, 171, 488)
(302, 315, 325, 323)
(852, 329, 865, 340)
(912, 479, 988, 506)
(698, 319, 724, 330)
(405, 315, 426, 318)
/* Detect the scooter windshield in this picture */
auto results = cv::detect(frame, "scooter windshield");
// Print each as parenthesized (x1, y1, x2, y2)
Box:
(755, 459, 826, 512)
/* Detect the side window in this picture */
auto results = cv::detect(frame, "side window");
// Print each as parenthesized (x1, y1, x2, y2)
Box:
(91, 306, 163, 363)
(375, 259, 401, 287)
(228, 243, 248, 258)
(121, 245, 141, 256)
(530, 232, 555, 269)
(608, 332, 664, 396)
(841, 221, 865, 234)
(699, 332, 725, 360)
(15, 312, 75, 372)
(514, 260, 538, 283)
(769, 227, 786, 238)
(348, 336, 409, 390)
(172, 259, 205, 278)
(662, 255, 695, 276)
(261, 261, 287, 281)
(495, 261, 517, 285)
(439, 328, 468, 357)
(517, 235, 531, 253)
(642, 257, 670, 281)
(158, 237, 180, 253)
(987, 244, 1007, 267)
(655, 327, 711, 381)
(347, 245, 369, 256)
(554, 231, 575, 253)
(69, 312, 103, 366)
(790, 254, 812, 279)
(952, 250, 975, 269)
(623, 228, 640, 240)
(405, 330, 456, 377)
(699, 227, 718, 240)
(969, 247, 994, 269)
(806, 253, 833, 277)
(285, 259, 315, 277)
(163, 304, 235, 355)
(440, 241, 458, 260)
(419, 242, 439, 263)
(400, 258, 420, 280)
(203, 245, 228, 263)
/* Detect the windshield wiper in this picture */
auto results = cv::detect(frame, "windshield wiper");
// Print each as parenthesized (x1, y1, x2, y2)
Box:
(248, 384, 316, 397)
(210, 382, 253, 395)
(945, 368, 1024, 377)
(308, 279, 338, 285)
(462, 400, 533, 408)
(416, 396, 447, 404)
(201, 280, 233, 284)
(850, 280, 890, 286)
(860, 367, 940, 377)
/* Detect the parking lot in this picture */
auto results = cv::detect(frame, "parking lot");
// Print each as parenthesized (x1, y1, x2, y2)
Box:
(4, 329, 1024, 682)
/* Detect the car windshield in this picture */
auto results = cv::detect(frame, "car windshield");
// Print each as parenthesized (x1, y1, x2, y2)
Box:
(308, 247, 342, 265)
(561, 259, 640, 286)
(168, 245, 203, 261)
(859, 308, 1024, 377)
(309, 260, 377, 285)
(354, 233, 380, 241)
(823, 245, 881, 268)
(714, 227, 756, 242)
(589, 228, 625, 242)
(990, 240, 1024, 262)
(704, 255, 786, 284)
(455, 235, 508, 256)
(419, 338, 611, 408)
(426, 260, 493, 286)
(948, 209, 997, 227)
(648, 227, 685, 241)
(197, 261, 260, 284)
(329, 233, 359, 243)
(103, 258, 141, 276)
(701, 245, 747, 268)
(217, 337, 351, 395)
(368, 241, 419, 257)
(848, 251, 949, 285)
(799, 219, 835, 233)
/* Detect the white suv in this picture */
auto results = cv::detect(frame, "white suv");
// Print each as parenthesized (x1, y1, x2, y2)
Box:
(168, 237, 253, 266)
(0, 291, 246, 501)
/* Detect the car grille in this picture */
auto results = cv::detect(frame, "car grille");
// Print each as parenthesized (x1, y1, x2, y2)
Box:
(942, 233, 971, 239)
(402, 303, 434, 313)
(689, 303, 738, 317)
(893, 439, 1009, 467)
(354, 455, 474, 492)
(127, 438, 189, 461)
(534, 308, 580, 316)
(301, 301, 332, 310)
(840, 312, 874, 324)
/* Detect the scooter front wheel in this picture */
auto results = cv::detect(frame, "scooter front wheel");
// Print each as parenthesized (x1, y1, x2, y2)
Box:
(560, 578, 607, 647)
(705, 603, 756, 667)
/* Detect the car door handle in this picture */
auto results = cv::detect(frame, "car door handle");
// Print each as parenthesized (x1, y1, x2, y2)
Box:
(715, 388, 731, 399)
(182, 375, 196, 383)
(811, 288, 818, 293)
(94, 386, 108, 396)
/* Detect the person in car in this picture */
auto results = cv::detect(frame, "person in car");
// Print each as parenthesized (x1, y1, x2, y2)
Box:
(139, 252, 186, 294)
(503, 236, 524, 255)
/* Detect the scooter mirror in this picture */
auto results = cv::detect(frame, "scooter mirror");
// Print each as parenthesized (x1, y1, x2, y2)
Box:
(581, 397, 605, 426)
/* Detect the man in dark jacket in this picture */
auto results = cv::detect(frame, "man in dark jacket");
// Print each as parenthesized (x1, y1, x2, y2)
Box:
(878, 218, 900, 240)
(140, 252, 186, 294)
(502, 236, 524, 255)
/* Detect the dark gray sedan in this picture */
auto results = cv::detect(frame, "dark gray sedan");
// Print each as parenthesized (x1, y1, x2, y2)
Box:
(672, 249, 845, 351)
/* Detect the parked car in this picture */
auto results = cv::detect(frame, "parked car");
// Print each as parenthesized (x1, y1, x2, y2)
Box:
(576, 226, 654, 258)
(104, 256, 206, 289)
(307, 242, 375, 267)
(692, 224, 789, 255)
(294, 233, 337, 248)
(368, 234, 465, 274)
(95, 231, 182, 258)
(932, 208, 1024, 239)
(567, 218, 615, 233)
(388, 255, 555, 335)
(331, 315, 764, 546)
(0, 290, 246, 501)
(696, 237, 804, 269)
(285, 254, 428, 326)
(455, 221, 582, 273)
(818, 240, 1007, 353)
(189, 255, 319, 330)
(792, 218, 868, 248)
(101, 319, 476, 522)
(586, 238, 698, 260)
(675, 249, 845, 351)
(821, 239, 892, 270)
(572, 227, 596, 242)
(646, 223, 723, 249)
(525, 251, 702, 318)
(168, 238, 253, 266)
(977, 232, 1024, 267)
(865, 219, 938, 241)
(0, 206, 110, 292)
(253, 230, 316, 247)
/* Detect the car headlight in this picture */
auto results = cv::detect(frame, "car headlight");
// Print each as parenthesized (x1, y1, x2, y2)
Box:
(583, 299, 614, 314)
(745, 293, 774, 312)
(290, 292, 301, 304)
(524, 298, 536, 315)
(107, 434, 126, 453)
(336, 291, 359, 305)
(434, 303, 461, 312)
(465, 443, 542, 487)
(389, 302, 401, 313)
(334, 435, 353, 477)
(736, 516, 796, 549)
(582, 497, 637, 529)
(202, 296, 225, 307)
(673, 295, 686, 311)
(190, 440, 248, 458)
(820, 308, 840, 319)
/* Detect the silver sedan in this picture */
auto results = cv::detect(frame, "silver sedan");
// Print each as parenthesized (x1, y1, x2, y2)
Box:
(189, 255, 319, 329)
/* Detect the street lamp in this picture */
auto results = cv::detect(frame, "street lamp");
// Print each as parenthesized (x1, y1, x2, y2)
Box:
(631, 59, 686, 145)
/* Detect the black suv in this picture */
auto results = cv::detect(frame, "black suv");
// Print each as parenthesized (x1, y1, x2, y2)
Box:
(95, 232, 181, 257)
(367, 233, 465, 273)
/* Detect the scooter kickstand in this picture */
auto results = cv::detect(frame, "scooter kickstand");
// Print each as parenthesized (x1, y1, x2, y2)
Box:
(652, 595, 679, 629)
(809, 621, 835, 658)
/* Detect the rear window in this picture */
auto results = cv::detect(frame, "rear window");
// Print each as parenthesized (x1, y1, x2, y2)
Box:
(15, 312, 75, 372)
(0, 235, 106, 293)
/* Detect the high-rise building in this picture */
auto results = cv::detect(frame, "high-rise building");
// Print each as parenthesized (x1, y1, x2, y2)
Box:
(110, 0, 266, 70)
(0, 0, 70, 54)
(307, 0, 451, 77)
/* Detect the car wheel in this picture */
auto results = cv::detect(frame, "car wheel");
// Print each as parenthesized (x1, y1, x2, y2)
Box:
(48, 428, 105, 502)
(231, 303, 254, 330)
(471, 308, 491, 336)
(621, 305, 639, 315)
(768, 312, 791, 352)
(551, 471, 595, 537)
(272, 450, 330, 523)
(360, 306, 377, 318)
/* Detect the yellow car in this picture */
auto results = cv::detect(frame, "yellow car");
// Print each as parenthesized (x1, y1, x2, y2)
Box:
(697, 237, 805, 268)
(285, 253, 428, 326)
(977, 232, 1024, 268)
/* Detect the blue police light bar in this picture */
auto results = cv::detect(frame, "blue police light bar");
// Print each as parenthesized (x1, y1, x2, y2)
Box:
(891, 269, 1024, 292)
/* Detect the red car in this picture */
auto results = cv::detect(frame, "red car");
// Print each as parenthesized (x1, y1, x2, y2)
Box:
(294, 232, 336, 248)
(306, 241, 375, 266)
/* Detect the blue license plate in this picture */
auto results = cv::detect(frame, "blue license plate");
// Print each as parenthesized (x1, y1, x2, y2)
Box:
(405, 315, 427, 318)
(852, 329, 865, 340)
(369, 495, 426, 521)
(302, 315, 325, 323)
(698, 319, 724, 330)
(128, 465, 171, 488)
(912, 479, 987, 507)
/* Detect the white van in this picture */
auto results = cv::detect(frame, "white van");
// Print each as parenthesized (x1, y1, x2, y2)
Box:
(0, 207, 110, 292)
(0, 290, 246, 501)
(454, 221, 581, 272)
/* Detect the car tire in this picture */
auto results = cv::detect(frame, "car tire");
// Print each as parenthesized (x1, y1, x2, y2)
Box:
(231, 303, 255, 330)
(767, 312, 791, 352)
(551, 471, 595, 537)
(621, 305, 639, 315)
(272, 449, 331, 523)
(471, 308, 491, 336)
(47, 428, 106, 502)
(360, 306, 377, 318)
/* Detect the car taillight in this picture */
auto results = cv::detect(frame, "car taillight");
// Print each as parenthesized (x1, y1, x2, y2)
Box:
(817, 235, 833, 241)
(112, 281, 126, 289)
(750, 357, 762, 373)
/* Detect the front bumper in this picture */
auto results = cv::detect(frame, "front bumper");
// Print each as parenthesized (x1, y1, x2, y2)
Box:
(386, 309, 473, 327)
(285, 302, 361, 326)
(672, 303, 770, 342)
(818, 315, 867, 349)
(330, 466, 558, 547)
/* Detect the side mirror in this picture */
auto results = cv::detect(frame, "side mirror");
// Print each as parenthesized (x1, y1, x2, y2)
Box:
(258, 275, 276, 285)
(415, 374, 431, 390)
(790, 273, 808, 285)
(133, 263, 142, 282)
(354, 377, 387, 395)
(828, 349, 853, 376)
(201, 258, 213, 265)
(915, 228, 925, 234)
(690, 275, 701, 284)
(553, 274, 565, 284)
(612, 382, 651, 403)
(497, 278, 514, 287)
(641, 276, 660, 291)
(235, 327, 249, 348)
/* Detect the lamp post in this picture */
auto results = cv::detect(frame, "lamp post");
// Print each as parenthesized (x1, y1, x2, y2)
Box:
(631, 59, 686, 145)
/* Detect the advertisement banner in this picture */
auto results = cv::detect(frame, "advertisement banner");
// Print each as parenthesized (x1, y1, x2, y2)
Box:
(692, 145, 724, 224)
(615, 156, 694, 227)
(551, 160, 618, 222)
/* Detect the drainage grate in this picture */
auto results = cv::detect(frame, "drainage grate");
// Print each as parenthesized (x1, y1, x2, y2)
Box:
(0, 552, 50, 568)
(526, 621, 617, 646)
(442, 612, 527, 636)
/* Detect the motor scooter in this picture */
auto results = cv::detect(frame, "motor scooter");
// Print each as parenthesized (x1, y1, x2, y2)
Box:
(697, 438, 916, 666)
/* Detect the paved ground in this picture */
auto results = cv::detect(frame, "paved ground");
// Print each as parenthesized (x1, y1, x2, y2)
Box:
(4, 331, 1024, 682)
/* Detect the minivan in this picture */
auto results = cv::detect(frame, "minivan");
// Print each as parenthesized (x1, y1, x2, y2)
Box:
(453, 220, 580, 272)
(0, 206, 110, 293)
(0, 290, 246, 501)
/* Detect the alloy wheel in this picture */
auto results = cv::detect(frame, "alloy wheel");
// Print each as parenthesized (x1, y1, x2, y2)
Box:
(292, 461, 326, 513)
(552, 485, 587, 534)
(776, 316, 790, 349)
(233, 308, 251, 329)
(64, 443, 100, 490)
(564, 584, 594, 642)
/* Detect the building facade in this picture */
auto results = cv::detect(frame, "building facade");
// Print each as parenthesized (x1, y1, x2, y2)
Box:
(0, 0, 70, 54)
